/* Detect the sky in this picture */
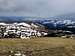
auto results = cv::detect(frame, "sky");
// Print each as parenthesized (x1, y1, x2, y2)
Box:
(0, 0, 75, 17)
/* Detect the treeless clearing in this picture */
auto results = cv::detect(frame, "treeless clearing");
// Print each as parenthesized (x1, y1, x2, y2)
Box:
(0, 37, 75, 56)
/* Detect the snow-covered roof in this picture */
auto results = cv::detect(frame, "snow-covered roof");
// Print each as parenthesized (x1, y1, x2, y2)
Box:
(31, 23, 38, 28)
(18, 22, 31, 27)
(0, 23, 6, 25)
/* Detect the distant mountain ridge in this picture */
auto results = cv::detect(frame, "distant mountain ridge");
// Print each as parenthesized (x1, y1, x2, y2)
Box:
(0, 14, 75, 23)
(51, 14, 75, 21)
(0, 16, 45, 23)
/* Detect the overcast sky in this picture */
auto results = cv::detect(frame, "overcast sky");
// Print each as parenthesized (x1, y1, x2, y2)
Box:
(0, 0, 75, 17)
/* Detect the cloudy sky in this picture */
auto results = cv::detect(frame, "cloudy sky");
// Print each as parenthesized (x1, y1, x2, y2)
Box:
(0, 0, 75, 17)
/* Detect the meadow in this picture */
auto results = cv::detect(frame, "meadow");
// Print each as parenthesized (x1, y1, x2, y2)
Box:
(0, 37, 75, 56)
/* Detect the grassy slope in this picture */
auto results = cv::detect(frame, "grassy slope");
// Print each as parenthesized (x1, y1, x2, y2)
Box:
(0, 37, 75, 56)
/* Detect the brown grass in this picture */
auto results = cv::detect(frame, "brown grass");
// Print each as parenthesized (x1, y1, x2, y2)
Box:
(0, 37, 75, 56)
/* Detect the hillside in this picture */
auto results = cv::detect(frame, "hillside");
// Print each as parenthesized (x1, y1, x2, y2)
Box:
(0, 38, 75, 56)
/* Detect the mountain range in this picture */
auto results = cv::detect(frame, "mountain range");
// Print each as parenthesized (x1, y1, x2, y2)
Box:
(0, 14, 75, 23)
